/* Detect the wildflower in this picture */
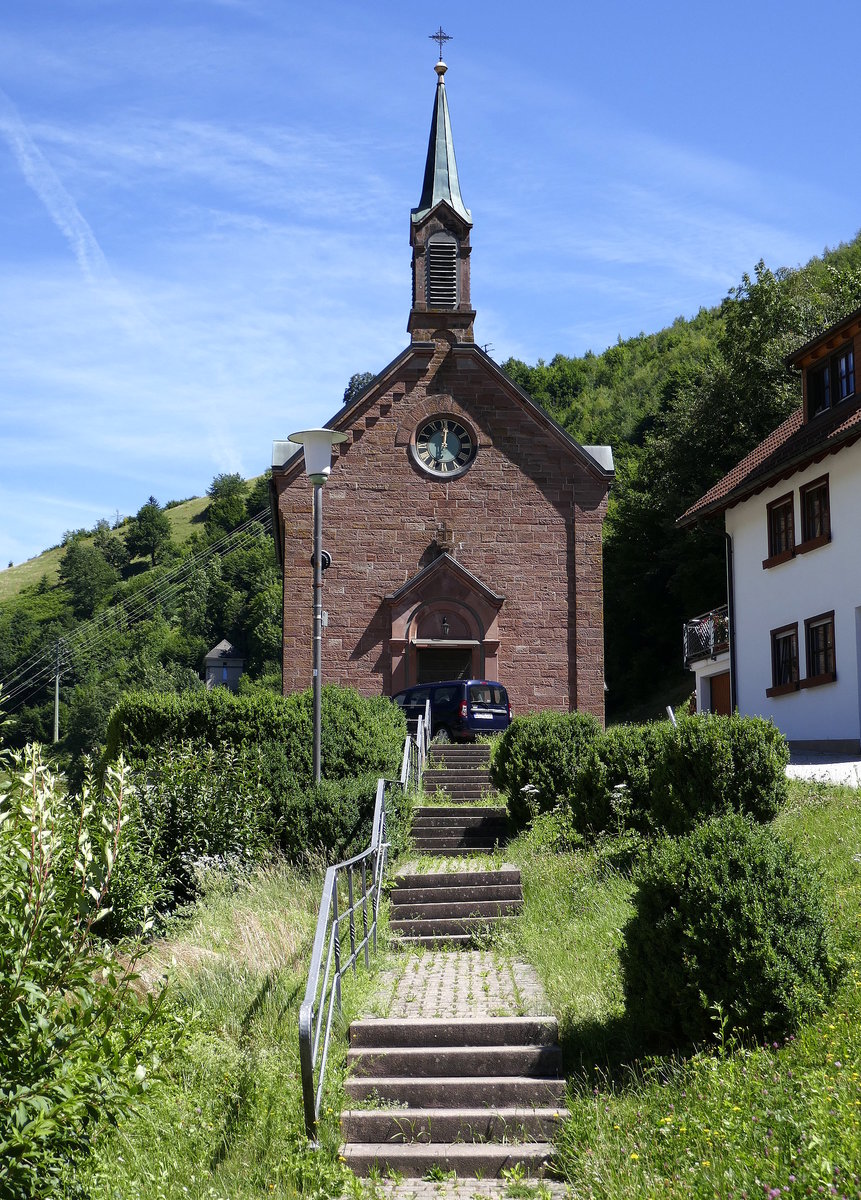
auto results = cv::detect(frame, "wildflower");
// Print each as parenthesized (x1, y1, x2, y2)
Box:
(630, 1152, 639, 1160)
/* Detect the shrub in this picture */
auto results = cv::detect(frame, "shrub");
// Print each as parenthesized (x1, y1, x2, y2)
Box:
(620, 812, 840, 1045)
(650, 714, 788, 834)
(103, 741, 274, 932)
(105, 685, 406, 787)
(490, 710, 602, 827)
(277, 771, 412, 864)
(568, 721, 669, 835)
(0, 744, 165, 1197)
(567, 715, 789, 840)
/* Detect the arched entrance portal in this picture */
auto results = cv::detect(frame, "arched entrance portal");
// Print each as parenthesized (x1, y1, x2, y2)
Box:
(386, 553, 503, 693)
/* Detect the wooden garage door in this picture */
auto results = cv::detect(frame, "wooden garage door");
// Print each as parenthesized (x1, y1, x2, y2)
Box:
(709, 672, 731, 716)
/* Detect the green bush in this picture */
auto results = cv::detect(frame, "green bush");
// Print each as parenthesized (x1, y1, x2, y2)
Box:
(0, 744, 166, 1197)
(103, 741, 274, 933)
(568, 721, 669, 835)
(490, 710, 601, 826)
(650, 714, 788, 834)
(277, 771, 412, 864)
(567, 715, 789, 840)
(620, 812, 840, 1044)
(105, 685, 406, 787)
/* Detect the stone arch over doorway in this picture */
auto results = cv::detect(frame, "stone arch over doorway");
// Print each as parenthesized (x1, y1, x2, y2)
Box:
(386, 553, 503, 692)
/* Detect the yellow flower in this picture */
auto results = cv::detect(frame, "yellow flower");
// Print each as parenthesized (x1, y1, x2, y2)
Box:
(630, 1153, 639, 1161)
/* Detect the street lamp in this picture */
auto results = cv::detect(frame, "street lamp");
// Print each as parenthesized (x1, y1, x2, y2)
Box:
(287, 428, 349, 783)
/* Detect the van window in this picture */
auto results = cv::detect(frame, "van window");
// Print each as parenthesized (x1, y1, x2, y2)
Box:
(432, 685, 459, 705)
(468, 683, 507, 708)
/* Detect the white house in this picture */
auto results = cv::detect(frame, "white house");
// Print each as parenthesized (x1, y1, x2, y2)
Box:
(679, 305, 861, 752)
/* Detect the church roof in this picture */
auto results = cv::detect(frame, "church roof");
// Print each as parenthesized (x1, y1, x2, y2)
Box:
(411, 62, 471, 226)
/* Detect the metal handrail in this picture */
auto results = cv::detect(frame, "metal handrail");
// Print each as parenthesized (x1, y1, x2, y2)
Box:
(297, 698, 431, 1141)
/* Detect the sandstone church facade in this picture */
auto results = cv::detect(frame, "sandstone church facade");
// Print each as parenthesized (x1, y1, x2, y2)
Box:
(271, 61, 613, 721)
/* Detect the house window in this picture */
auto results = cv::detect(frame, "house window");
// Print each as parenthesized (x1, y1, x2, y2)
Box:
(809, 363, 831, 416)
(808, 343, 855, 416)
(798, 476, 831, 550)
(764, 493, 794, 566)
(837, 346, 855, 401)
(804, 611, 836, 685)
(767, 623, 799, 696)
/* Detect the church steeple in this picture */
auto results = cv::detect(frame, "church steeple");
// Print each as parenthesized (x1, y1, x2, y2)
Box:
(408, 58, 475, 344)
(412, 61, 472, 227)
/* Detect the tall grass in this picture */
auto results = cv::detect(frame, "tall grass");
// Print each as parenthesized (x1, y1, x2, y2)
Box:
(76, 861, 384, 1200)
(509, 781, 861, 1197)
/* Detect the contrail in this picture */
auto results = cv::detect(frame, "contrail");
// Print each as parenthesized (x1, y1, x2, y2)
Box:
(0, 86, 111, 283)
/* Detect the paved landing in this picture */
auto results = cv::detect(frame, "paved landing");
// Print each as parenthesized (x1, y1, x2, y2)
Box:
(375, 950, 549, 1020)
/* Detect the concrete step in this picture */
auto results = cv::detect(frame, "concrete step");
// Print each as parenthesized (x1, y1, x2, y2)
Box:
(347, 1044, 562, 1079)
(341, 1106, 562, 1143)
(393, 933, 475, 947)
(412, 814, 508, 829)
(413, 805, 503, 817)
(391, 900, 521, 921)
(390, 915, 517, 937)
(344, 1075, 567, 1107)
(424, 772, 493, 783)
(390, 885, 522, 907)
(393, 869, 520, 888)
(411, 837, 507, 851)
(341, 1140, 554, 1178)
(409, 847, 510, 858)
(348, 1017, 558, 1048)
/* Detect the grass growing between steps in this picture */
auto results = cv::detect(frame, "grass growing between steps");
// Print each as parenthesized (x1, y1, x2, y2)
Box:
(507, 781, 861, 1198)
(75, 861, 396, 1200)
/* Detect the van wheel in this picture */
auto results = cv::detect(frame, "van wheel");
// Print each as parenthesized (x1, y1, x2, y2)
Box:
(433, 727, 452, 744)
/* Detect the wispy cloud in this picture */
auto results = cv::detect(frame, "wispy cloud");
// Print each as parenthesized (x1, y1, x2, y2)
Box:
(0, 87, 111, 283)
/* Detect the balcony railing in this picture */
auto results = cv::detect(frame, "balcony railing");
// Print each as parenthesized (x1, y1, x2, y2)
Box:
(683, 604, 729, 667)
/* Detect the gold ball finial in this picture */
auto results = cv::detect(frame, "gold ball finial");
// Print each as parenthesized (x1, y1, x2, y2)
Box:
(435, 60, 447, 78)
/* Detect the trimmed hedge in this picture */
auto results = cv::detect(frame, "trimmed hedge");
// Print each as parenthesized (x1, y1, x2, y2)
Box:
(568, 714, 789, 838)
(490, 710, 602, 827)
(105, 685, 406, 786)
(620, 813, 840, 1044)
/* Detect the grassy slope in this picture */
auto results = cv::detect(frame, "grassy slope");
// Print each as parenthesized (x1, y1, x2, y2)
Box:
(508, 779, 861, 1197)
(77, 861, 386, 1200)
(0, 486, 264, 605)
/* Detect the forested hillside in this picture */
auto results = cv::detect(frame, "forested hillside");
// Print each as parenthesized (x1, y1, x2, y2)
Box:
(504, 235, 861, 714)
(0, 472, 279, 769)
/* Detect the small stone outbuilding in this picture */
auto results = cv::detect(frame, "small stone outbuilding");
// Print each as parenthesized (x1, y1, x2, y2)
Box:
(204, 639, 244, 692)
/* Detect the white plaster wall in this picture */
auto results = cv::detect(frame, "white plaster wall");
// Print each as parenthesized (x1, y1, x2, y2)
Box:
(725, 443, 861, 743)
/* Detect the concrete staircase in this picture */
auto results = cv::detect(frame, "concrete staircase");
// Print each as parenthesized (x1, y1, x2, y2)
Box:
(341, 1017, 564, 1177)
(389, 866, 523, 947)
(340, 739, 564, 1179)
(422, 742, 493, 803)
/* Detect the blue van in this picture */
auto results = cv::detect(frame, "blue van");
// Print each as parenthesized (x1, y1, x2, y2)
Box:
(392, 679, 511, 742)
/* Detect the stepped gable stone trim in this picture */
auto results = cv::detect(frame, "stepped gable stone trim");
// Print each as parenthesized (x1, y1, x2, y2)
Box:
(271, 342, 613, 494)
(451, 344, 614, 486)
(678, 397, 861, 526)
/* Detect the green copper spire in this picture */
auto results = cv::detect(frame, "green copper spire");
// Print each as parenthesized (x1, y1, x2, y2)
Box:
(411, 61, 471, 226)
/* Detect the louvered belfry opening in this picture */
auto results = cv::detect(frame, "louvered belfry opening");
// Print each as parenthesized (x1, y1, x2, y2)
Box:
(426, 237, 458, 309)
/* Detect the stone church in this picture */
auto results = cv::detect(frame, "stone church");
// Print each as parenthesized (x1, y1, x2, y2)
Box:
(271, 60, 613, 721)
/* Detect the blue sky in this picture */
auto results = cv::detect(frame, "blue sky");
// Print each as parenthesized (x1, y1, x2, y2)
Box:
(2, 0, 860, 566)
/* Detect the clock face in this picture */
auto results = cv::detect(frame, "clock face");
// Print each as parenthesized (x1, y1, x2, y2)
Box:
(414, 417, 475, 476)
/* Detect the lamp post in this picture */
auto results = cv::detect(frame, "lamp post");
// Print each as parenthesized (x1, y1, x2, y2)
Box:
(287, 428, 348, 784)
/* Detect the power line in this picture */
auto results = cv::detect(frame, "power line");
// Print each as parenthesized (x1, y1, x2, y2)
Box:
(0, 512, 271, 698)
(1, 509, 273, 714)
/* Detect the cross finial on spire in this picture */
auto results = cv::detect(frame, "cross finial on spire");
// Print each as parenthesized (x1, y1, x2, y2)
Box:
(429, 26, 452, 61)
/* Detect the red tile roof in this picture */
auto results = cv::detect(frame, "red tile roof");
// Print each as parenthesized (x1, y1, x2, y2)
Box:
(678, 396, 861, 525)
